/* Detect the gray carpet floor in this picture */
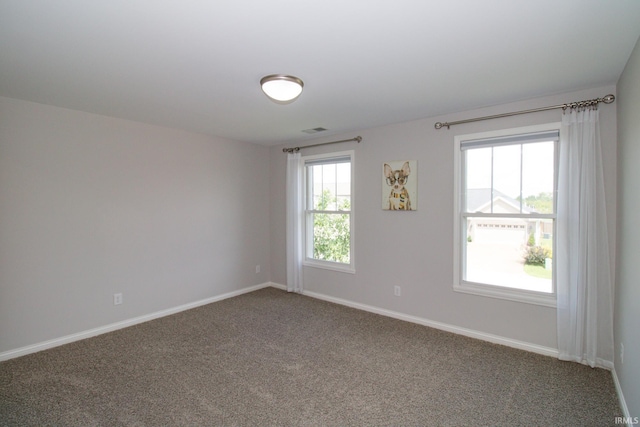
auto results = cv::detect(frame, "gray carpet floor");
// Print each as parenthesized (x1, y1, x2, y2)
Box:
(0, 287, 621, 426)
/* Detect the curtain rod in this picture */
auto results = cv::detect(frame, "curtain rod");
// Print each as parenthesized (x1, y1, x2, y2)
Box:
(434, 94, 615, 130)
(282, 136, 362, 153)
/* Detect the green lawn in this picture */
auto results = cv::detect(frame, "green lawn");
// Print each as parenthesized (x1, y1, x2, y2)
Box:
(524, 263, 552, 279)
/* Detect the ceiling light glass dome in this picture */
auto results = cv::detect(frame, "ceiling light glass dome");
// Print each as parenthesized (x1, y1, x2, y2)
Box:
(260, 75, 304, 104)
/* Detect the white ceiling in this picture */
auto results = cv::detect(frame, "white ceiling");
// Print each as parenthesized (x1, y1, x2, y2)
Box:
(2, 1, 640, 146)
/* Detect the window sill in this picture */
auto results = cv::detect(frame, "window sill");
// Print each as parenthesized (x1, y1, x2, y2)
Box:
(304, 258, 355, 274)
(454, 281, 556, 307)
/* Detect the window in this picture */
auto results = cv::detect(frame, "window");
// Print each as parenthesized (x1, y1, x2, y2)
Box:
(453, 125, 559, 306)
(303, 151, 354, 273)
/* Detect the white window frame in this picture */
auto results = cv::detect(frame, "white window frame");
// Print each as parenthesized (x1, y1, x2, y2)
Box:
(302, 150, 355, 274)
(453, 124, 559, 307)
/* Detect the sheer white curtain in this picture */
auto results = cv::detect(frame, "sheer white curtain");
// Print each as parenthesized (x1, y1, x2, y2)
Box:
(556, 107, 614, 369)
(286, 152, 304, 293)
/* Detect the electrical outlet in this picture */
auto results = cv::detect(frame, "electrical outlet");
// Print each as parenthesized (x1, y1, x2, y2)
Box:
(394, 286, 401, 297)
(621, 343, 624, 364)
(113, 293, 123, 305)
(255, 265, 261, 274)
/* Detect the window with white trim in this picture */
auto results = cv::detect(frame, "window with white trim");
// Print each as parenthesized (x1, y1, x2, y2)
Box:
(303, 151, 354, 273)
(454, 125, 558, 306)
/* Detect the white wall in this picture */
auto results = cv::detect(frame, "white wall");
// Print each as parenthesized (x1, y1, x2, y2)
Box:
(0, 97, 270, 354)
(615, 36, 640, 419)
(270, 85, 617, 351)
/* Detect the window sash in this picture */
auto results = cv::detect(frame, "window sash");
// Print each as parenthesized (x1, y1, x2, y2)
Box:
(304, 155, 351, 166)
(305, 159, 351, 212)
(462, 212, 555, 219)
(460, 215, 556, 294)
(460, 130, 559, 150)
(461, 140, 558, 215)
(305, 211, 351, 263)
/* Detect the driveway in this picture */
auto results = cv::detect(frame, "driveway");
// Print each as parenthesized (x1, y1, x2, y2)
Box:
(465, 242, 552, 293)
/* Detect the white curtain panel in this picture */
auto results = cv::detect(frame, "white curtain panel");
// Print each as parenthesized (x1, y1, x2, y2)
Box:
(556, 108, 614, 369)
(286, 152, 304, 293)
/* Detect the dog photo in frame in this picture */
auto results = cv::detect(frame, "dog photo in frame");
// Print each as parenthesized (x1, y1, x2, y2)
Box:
(382, 160, 417, 211)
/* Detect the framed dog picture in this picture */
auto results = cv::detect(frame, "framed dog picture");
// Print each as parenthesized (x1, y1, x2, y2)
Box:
(382, 160, 417, 211)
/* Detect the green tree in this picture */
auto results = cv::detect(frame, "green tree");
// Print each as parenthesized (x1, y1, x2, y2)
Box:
(523, 192, 553, 213)
(313, 189, 350, 263)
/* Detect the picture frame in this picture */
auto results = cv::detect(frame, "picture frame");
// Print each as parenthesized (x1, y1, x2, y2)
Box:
(382, 160, 417, 211)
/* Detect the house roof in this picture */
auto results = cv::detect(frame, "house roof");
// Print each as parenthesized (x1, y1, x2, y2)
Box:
(466, 188, 533, 214)
(1, 1, 639, 145)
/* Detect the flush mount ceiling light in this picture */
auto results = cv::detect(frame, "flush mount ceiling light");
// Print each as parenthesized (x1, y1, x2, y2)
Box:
(260, 74, 304, 104)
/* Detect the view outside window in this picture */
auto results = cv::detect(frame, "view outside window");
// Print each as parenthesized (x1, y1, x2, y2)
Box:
(305, 157, 351, 265)
(462, 138, 556, 293)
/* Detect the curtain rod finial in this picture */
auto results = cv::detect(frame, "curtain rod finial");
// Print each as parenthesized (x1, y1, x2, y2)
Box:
(602, 94, 615, 104)
(434, 122, 449, 130)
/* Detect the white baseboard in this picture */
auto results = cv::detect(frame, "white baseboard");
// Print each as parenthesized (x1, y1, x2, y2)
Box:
(271, 282, 558, 358)
(612, 368, 632, 424)
(270, 282, 287, 291)
(0, 282, 273, 362)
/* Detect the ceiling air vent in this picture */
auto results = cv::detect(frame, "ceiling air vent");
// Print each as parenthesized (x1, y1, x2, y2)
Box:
(302, 127, 328, 134)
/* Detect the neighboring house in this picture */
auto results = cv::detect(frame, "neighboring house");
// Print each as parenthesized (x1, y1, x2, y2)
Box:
(466, 188, 546, 246)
